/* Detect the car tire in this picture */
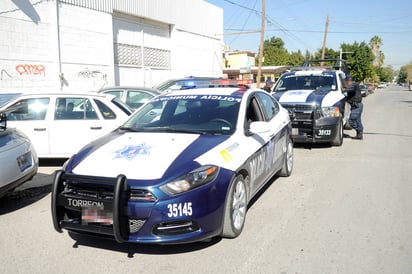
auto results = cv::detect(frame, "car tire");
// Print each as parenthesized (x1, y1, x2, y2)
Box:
(221, 175, 248, 238)
(278, 138, 293, 177)
(332, 118, 343, 146)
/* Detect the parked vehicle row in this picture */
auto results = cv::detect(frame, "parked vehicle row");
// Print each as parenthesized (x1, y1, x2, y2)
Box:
(1, 66, 373, 243)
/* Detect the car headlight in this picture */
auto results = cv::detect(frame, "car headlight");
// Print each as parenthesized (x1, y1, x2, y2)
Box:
(321, 106, 340, 118)
(160, 165, 219, 195)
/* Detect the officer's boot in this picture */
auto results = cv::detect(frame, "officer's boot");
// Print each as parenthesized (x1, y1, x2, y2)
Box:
(354, 131, 363, 140)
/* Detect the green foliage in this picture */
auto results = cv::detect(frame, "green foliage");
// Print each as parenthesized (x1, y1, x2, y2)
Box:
(260, 37, 289, 66)
(288, 50, 305, 66)
(313, 48, 340, 60)
(398, 61, 412, 83)
(375, 66, 394, 82)
(341, 41, 374, 82)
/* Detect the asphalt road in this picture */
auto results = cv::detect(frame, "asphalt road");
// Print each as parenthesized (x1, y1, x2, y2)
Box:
(1, 85, 411, 274)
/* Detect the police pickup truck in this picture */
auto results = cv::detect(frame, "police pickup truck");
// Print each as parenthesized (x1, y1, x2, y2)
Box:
(272, 59, 350, 146)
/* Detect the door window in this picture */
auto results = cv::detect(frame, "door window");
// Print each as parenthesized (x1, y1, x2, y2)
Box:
(95, 99, 116, 119)
(7, 98, 49, 120)
(55, 98, 98, 120)
(256, 92, 279, 121)
(126, 90, 153, 109)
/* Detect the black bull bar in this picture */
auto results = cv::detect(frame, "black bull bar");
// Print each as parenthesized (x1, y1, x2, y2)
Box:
(51, 170, 128, 243)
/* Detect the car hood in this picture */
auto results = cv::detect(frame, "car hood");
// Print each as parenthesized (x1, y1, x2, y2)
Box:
(0, 129, 29, 153)
(70, 131, 230, 180)
(274, 89, 343, 107)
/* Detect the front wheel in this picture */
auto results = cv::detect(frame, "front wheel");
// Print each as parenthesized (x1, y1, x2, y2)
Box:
(221, 175, 248, 238)
(278, 138, 293, 177)
(331, 118, 343, 146)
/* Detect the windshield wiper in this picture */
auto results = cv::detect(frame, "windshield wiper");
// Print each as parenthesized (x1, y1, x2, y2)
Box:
(143, 126, 211, 135)
(118, 126, 141, 132)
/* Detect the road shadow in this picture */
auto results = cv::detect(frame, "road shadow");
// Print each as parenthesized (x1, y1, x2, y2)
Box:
(39, 158, 67, 167)
(0, 183, 51, 214)
(0, 159, 63, 214)
(363, 132, 412, 138)
(293, 143, 332, 150)
(69, 231, 222, 257)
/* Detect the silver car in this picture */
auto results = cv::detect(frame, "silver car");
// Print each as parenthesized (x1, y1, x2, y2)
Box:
(0, 112, 38, 198)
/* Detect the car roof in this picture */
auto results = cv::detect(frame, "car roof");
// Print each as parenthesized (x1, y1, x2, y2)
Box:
(153, 76, 222, 91)
(99, 86, 162, 93)
(6, 92, 112, 98)
(160, 87, 250, 98)
(281, 70, 338, 76)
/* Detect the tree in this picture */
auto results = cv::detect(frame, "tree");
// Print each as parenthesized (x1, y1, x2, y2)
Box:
(397, 61, 412, 84)
(313, 48, 340, 60)
(258, 36, 289, 66)
(341, 41, 374, 82)
(288, 50, 305, 66)
(369, 36, 384, 67)
(375, 66, 394, 82)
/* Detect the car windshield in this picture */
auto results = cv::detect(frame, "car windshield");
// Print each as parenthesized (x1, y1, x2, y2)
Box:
(274, 72, 337, 92)
(0, 93, 22, 108)
(121, 94, 241, 135)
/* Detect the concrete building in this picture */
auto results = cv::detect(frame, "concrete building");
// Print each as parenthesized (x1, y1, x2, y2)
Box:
(222, 50, 289, 87)
(0, 0, 223, 93)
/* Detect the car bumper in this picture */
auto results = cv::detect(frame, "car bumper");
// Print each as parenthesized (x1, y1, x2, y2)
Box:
(291, 117, 341, 143)
(52, 170, 233, 244)
(0, 165, 38, 198)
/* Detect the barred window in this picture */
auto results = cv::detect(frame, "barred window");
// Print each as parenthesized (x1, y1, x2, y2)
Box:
(114, 43, 142, 66)
(114, 43, 170, 69)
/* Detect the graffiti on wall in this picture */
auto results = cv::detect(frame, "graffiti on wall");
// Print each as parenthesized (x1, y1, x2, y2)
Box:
(78, 68, 107, 79)
(15, 64, 46, 76)
(1, 69, 13, 80)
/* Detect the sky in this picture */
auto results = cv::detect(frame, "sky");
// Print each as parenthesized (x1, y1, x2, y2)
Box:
(205, 0, 412, 69)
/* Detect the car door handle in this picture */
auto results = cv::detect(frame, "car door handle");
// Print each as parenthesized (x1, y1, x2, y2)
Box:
(90, 126, 102, 130)
(34, 128, 46, 131)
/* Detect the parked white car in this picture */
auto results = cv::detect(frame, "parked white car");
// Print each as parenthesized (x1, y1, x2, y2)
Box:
(0, 112, 38, 198)
(1, 92, 132, 158)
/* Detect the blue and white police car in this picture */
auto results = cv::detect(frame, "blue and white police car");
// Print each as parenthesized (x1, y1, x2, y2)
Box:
(273, 60, 350, 146)
(52, 85, 293, 244)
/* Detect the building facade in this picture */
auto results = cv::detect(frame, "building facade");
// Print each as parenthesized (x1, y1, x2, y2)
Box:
(222, 50, 289, 87)
(0, 0, 223, 93)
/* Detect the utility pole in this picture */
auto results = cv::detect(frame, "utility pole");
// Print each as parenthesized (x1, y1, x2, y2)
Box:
(256, 0, 265, 88)
(321, 16, 329, 61)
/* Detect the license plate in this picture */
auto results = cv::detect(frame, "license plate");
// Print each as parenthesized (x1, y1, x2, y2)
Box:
(82, 206, 113, 225)
(292, 128, 299, 136)
(16, 152, 32, 172)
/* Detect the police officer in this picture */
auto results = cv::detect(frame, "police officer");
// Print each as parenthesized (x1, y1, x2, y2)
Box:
(263, 78, 274, 93)
(344, 74, 364, 140)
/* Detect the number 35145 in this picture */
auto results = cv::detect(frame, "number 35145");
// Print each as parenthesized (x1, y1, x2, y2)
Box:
(167, 202, 193, 217)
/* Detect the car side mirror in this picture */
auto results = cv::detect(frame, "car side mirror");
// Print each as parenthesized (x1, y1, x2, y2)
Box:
(249, 121, 271, 134)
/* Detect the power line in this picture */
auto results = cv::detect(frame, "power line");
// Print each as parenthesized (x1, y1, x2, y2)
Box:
(225, 28, 412, 34)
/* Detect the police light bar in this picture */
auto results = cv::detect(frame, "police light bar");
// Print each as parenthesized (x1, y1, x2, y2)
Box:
(210, 79, 252, 87)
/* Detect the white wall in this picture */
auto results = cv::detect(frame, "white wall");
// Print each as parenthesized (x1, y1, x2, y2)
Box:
(58, 4, 114, 91)
(0, 0, 57, 92)
(0, 0, 223, 93)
